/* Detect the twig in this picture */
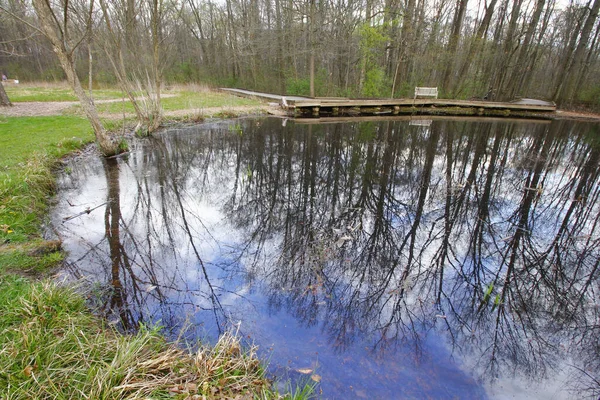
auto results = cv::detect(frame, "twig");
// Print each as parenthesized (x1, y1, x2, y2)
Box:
(62, 201, 109, 222)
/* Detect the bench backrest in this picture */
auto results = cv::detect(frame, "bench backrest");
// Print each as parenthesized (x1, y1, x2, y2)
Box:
(414, 87, 438, 98)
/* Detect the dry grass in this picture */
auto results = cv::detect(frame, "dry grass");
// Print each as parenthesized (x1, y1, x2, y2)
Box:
(112, 329, 270, 399)
(165, 82, 214, 93)
(0, 278, 299, 400)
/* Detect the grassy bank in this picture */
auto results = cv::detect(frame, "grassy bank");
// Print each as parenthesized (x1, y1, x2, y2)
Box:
(0, 88, 312, 399)
(0, 276, 282, 399)
(0, 116, 93, 274)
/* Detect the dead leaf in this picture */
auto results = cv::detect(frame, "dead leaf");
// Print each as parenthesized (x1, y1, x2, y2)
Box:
(311, 374, 322, 382)
(296, 368, 313, 374)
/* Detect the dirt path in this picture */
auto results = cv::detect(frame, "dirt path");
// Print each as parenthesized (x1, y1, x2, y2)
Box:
(0, 101, 80, 117)
(0, 95, 178, 117)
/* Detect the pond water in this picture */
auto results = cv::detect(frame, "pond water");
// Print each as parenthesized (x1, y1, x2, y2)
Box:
(50, 117, 600, 399)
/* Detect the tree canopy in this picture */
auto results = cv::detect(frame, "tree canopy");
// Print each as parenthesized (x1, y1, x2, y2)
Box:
(0, 0, 599, 108)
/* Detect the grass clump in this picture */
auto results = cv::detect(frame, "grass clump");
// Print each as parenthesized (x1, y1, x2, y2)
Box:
(0, 277, 309, 399)
(1, 151, 58, 243)
(0, 240, 63, 275)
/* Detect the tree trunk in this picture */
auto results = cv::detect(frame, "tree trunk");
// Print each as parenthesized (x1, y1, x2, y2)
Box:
(551, 9, 585, 100)
(58, 48, 116, 155)
(187, 0, 210, 64)
(521, 2, 554, 95)
(441, 0, 469, 94)
(452, 0, 498, 96)
(98, 0, 163, 134)
(505, 0, 546, 98)
(274, 0, 286, 93)
(32, 0, 117, 156)
(150, 0, 164, 132)
(555, 0, 600, 104)
(0, 82, 11, 106)
(309, 0, 316, 97)
(493, 0, 524, 100)
(393, 0, 416, 92)
(573, 27, 600, 95)
(88, 38, 93, 98)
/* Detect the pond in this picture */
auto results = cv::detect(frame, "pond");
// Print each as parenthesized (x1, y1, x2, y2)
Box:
(50, 117, 600, 399)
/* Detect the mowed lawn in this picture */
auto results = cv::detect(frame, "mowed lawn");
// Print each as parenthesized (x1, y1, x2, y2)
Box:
(3, 84, 125, 102)
(93, 90, 262, 114)
(0, 116, 93, 167)
(0, 116, 93, 244)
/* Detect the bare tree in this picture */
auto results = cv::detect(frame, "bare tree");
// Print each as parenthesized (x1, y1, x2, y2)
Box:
(1, 0, 600, 107)
(554, 0, 600, 104)
(30, 0, 117, 155)
(97, 0, 170, 134)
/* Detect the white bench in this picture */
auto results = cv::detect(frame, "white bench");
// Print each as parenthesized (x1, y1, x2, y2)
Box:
(414, 87, 438, 99)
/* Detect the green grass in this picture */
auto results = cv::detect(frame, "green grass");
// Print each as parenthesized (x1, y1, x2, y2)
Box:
(0, 240, 64, 275)
(94, 91, 262, 114)
(0, 116, 93, 167)
(0, 277, 315, 399)
(0, 116, 93, 244)
(3, 85, 126, 102)
(162, 91, 262, 110)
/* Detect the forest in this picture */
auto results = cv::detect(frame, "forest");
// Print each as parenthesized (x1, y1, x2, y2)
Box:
(0, 0, 599, 108)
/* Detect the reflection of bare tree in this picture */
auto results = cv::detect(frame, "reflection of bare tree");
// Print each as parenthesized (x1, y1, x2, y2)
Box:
(154, 137, 226, 333)
(104, 158, 136, 330)
(57, 118, 600, 396)
(220, 119, 600, 393)
(60, 132, 235, 339)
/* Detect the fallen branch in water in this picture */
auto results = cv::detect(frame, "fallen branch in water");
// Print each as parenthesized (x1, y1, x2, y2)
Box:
(62, 201, 109, 222)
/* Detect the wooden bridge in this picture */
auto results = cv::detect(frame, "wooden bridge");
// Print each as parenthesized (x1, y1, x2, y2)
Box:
(221, 88, 557, 119)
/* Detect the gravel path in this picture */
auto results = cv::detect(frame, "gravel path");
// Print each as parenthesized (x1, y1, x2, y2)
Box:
(0, 101, 80, 116)
(0, 95, 178, 117)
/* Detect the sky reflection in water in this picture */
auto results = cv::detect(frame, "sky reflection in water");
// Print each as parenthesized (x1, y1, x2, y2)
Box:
(51, 117, 600, 399)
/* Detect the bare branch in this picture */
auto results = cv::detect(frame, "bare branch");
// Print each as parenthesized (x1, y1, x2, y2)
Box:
(0, 5, 45, 35)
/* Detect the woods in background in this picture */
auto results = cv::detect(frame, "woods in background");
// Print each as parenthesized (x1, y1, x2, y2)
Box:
(0, 0, 599, 108)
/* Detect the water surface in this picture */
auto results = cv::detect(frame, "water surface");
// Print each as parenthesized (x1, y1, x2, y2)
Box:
(51, 117, 600, 399)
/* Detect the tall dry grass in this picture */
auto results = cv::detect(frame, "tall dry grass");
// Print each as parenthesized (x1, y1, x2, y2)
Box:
(0, 277, 314, 399)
